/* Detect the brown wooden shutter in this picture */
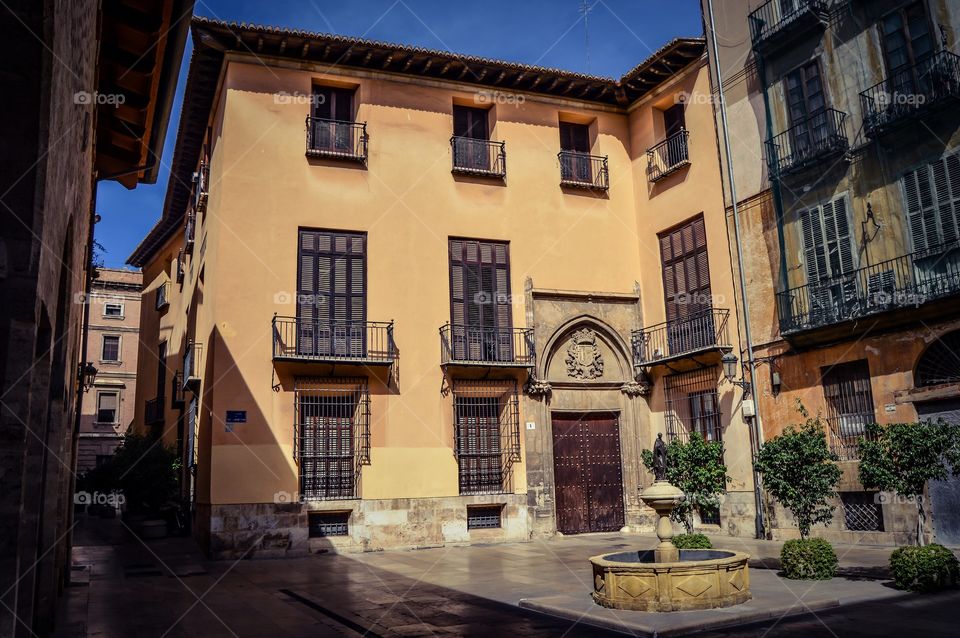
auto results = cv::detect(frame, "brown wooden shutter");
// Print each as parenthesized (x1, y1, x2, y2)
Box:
(659, 215, 711, 321)
(449, 239, 512, 360)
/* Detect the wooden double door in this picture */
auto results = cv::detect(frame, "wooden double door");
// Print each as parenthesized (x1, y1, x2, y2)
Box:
(551, 412, 625, 534)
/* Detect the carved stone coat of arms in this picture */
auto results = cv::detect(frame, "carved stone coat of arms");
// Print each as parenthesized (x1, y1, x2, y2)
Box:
(565, 328, 604, 379)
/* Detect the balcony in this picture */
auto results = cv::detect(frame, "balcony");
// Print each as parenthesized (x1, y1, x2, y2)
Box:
(176, 250, 184, 284)
(777, 241, 960, 340)
(749, 0, 829, 56)
(272, 317, 395, 365)
(184, 208, 196, 255)
(631, 308, 732, 371)
(155, 282, 170, 310)
(440, 324, 534, 367)
(558, 151, 609, 190)
(646, 130, 690, 183)
(860, 51, 960, 139)
(193, 160, 209, 214)
(450, 137, 506, 178)
(144, 397, 164, 426)
(183, 341, 202, 391)
(305, 116, 368, 162)
(767, 109, 848, 178)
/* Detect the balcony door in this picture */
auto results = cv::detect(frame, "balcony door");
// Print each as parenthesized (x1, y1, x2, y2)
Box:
(784, 61, 828, 161)
(560, 122, 592, 183)
(297, 230, 366, 358)
(799, 195, 857, 322)
(453, 106, 490, 171)
(449, 239, 512, 362)
(662, 104, 687, 168)
(659, 216, 713, 356)
(881, 2, 933, 96)
(311, 85, 355, 153)
(902, 151, 960, 294)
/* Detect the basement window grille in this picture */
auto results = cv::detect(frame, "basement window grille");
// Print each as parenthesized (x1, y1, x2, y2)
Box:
(308, 511, 350, 537)
(467, 505, 503, 530)
(452, 379, 520, 495)
(699, 505, 721, 526)
(663, 367, 723, 443)
(841, 492, 884, 532)
(294, 378, 370, 500)
(821, 360, 876, 460)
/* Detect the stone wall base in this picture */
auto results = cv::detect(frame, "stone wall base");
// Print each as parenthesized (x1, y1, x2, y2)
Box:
(195, 494, 530, 559)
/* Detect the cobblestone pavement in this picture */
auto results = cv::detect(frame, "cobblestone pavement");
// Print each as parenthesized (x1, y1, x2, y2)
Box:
(53, 516, 959, 637)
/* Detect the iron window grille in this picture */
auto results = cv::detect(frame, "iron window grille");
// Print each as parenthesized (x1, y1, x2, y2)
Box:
(171, 371, 185, 407)
(916, 330, 960, 386)
(294, 378, 370, 501)
(663, 367, 724, 443)
(155, 282, 170, 310)
(450, 136, 506, 177)
(646, 129, 690, 182)
(467, 504, 503, 530)
(558, 151, 609, 190)
(821, 360, 878, 460)
(841, 492, 884, 532)
(308, 511, 350, 537)
(144, 397, 164, 426)
(305, 116, 368, 162)
(699, 505, 721, 526)
(452, 379, 521, 495)
(193, 155, 209, 214)
(748, 0, 829, 51)
(184, 208, 196, 254)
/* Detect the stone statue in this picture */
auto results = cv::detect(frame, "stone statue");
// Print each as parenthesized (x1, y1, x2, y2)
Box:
(653, 433, 668, 481)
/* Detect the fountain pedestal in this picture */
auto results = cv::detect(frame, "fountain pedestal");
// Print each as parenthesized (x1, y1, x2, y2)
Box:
(640, 480, 684, 563)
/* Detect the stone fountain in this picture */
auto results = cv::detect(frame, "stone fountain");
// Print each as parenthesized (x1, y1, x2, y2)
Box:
(589, 434, 751, 612)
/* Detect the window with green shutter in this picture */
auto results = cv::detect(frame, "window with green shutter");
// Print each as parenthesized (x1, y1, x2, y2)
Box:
(798, 195, 856, 321)
(901, 150, 960, 253)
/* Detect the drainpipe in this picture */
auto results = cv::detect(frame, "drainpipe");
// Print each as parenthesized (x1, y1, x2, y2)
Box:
(706, 0, 766, 539)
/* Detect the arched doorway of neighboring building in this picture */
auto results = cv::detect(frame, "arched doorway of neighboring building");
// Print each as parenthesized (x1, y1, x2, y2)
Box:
(913, 330, 960, 546)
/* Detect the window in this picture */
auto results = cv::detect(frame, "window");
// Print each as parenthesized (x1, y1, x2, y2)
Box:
(103, 302, 123, 318)
(798, 195, 856, 322)
(841, 492, 884, 532)
(664, 367, 722, 442)
(448, 239, 512, 362)
(297, 230, 367, 357)
(783, 60, 833, 154)
(901, 150, 960, 254)
(659, 217, 715, 355)
(295, 378, 370, 500)
(453, 380, 520, 495)
(821, 360, 876, 460)
(101, 335, 120, 362)
(309, 85, 358, 155)
(467, 505, 503, 530)
(559, 122, 592, 184)
(663, 103, 686, 137)
(308, 511, 350, 537)
(452, 105, 492, 172)
(881, 2, 933, 76)
(156, 342, 167, 400)
(95, 391, 119, 424)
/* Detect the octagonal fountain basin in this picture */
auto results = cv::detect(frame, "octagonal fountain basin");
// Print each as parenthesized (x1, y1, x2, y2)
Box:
(590, 549, 751, 612)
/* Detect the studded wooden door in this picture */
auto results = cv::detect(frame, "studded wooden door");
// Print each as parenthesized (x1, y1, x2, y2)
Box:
(551, 412, 625, 534)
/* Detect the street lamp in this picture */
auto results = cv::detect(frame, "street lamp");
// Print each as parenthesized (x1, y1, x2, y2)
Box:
(79, 362, 98, 392)
(721, 352, 750, 393)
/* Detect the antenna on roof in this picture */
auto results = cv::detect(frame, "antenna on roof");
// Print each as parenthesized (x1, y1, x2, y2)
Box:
(581, 0, 592, 73)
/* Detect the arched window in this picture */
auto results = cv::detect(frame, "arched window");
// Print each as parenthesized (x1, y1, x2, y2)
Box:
(915, 331, 960, 387)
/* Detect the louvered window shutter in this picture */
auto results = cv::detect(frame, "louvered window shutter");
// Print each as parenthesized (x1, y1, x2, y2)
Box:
(823, 197, 854, 277)
(904, 150, 960, 253)
(449, 239, 511, 362)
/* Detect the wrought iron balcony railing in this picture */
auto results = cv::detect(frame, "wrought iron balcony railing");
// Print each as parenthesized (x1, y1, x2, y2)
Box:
(558, 151, 609, 190)
(440, 324, 534, 367)
(450, 137, 506, 177)
(155, 282, 170, 310)
(749, 0, 828, 52)
(193, 160, 209, 214)
(646, 129, 690, 183)
(183, 341, 202, 391)
(632, 308, 732, 368)
(860, 50, 960, 138)
(145, 396, 165, 426)
(272, 317, 395, 364)
(305, 116, 368, 161)
(767, 108, 848, 177)
(776, 240, 960, 335)
(184, 208, 196, 255)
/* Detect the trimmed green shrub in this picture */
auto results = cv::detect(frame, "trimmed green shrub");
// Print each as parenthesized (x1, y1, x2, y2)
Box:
(889, 544, 959, 592)
(672, 533, 712, 549)
(780, 538, 837, 580)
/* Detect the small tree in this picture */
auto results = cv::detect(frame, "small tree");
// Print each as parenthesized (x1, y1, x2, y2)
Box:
(858, 420, 960, 546)
(754, 406, 841, 539)
(642, 433, 728, 533)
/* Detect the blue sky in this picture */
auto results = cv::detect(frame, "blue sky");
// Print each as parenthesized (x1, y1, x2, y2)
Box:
(96, 0, 703, 268)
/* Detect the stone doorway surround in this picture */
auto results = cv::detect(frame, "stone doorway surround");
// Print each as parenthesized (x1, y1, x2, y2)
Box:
(521, 282, 652, 538)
